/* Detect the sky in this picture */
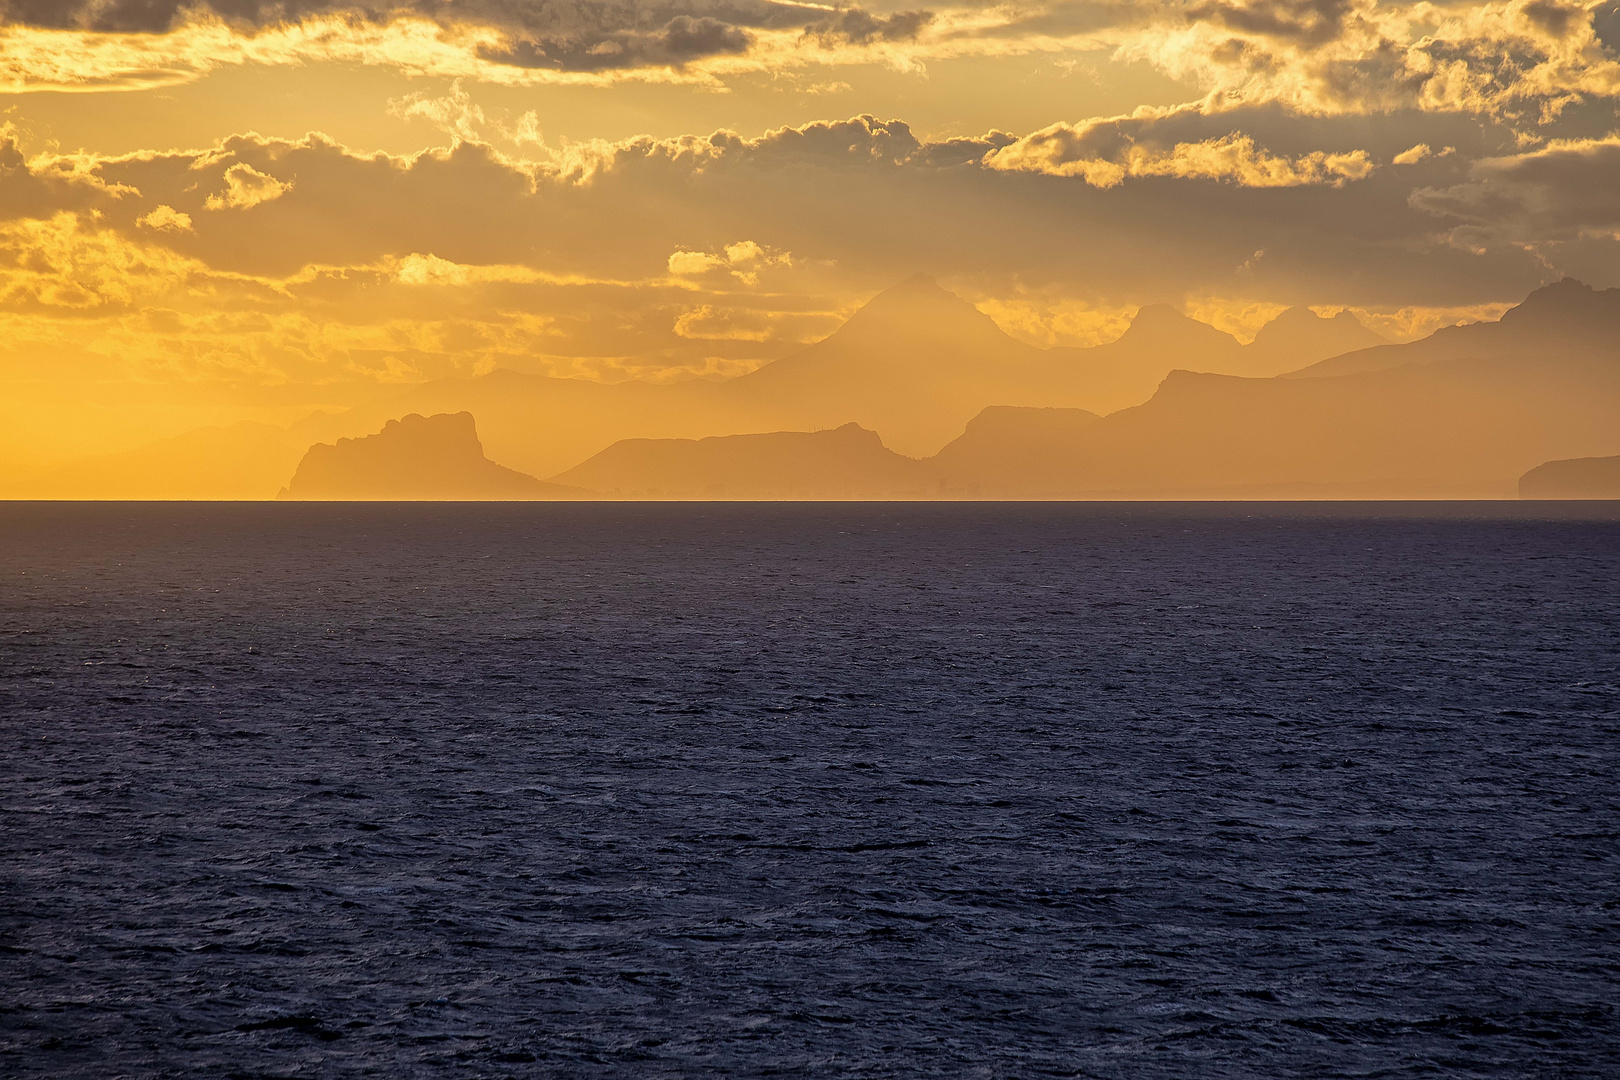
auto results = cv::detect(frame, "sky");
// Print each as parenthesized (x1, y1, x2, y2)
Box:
(1, 0, 1618, 465)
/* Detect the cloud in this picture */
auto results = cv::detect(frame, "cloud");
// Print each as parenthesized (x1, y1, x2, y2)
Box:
(389, 79, 487, 142)
(672, 301, 835, 340)
(0, 104, 1610, 394)
(394, 251, 472, 286)
(389, 81, 552, 149)
(0, 116, 1553, 295)
(137, 204, 194, 231)
(668, 239, 794, 283)
(1, 0, 1616, 146)
(1596, 0, 1620, 52)
(0, 211, 204, 313)
(0, 132, 113, 216)
(558, 113, 1015, 183)
(1411, 134, 1620, 241)
(205, 163, 294, 210)
(474, 13, 754, 72)
(985, 121, 1375, 186)
(1115, 0, 1620, 120)
(802, 9, 935, 46)
(1183, 0, 1357, 48)
(0, 0, 960, 89)
(968, 291, 1137, 346)
(1406, 134, 1620, 285)
(0, 0, 801, 44)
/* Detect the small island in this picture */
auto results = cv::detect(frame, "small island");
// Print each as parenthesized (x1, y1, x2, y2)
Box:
(280, 412, 578, 500)
(1519, 455, 1620, 500)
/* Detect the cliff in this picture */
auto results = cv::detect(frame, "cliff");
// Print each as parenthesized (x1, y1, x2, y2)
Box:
(281, 412, 580, 500)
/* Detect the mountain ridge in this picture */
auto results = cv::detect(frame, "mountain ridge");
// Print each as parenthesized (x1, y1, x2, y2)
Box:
(1284, 279, 1620, 380)
(294, 275, 1396, 476)
(14, 275, 1610, 499)
(551, 422, 933, 498)
(546, 279, 1620, 499)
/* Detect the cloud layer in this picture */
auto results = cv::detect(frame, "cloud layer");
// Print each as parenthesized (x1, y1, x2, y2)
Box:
(0, 0, 947, 88)
(2, 0, 1619, 120)
(0, 96, 1608, 407)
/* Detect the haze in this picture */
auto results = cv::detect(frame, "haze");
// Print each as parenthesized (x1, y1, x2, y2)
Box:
(1, 0, 1617, 498)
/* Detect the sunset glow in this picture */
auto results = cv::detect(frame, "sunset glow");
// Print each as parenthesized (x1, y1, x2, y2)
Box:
(0, 0, 1616, 494)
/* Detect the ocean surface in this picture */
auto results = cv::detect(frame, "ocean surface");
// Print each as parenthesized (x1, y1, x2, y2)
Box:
(3, 501, 1618, 1079)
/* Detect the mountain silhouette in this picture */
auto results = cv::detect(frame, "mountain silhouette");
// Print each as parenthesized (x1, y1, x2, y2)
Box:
(292, 277, 1336, 476)
(725, 278, 1382, 449)
(550, 423, 932, 498)
(1061, 302, 1384, 392)
(1244, 307, 1386, 377)
(725, 275, 1081, 454)
(1100, 303, 1241, 363)
(924, 282, 1620, 497)
(281, 412, 579, 500)
(930, 406, 1101, 495)
(1285, 279, 1620, 380)
(296, 371, 738, 482)
(26, 276, 1605, 500)
(1520, 455, 1620, 499)
(1040, 304, 1246, 413)
(558, 278, 1620, 499)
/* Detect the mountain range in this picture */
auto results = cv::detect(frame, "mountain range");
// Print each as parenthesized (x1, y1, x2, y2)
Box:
(290, 275, 1391, 477)
(545, 278, 1620, 499)
(551, 423, 933, 499)
(10, 276, 1618, 500)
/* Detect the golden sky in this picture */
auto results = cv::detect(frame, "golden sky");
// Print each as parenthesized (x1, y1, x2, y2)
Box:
(1, 0, 1617, 465)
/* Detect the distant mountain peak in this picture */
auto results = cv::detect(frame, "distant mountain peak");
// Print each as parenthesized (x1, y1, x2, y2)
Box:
(825, 274, 1006, 344)
(1251, 304, 1385, 363)
(1529, 276, 1592, 297)
(1116, 303, 1235, 347)
(1262, 306, 1373, 333)
(1490, 277, 1620, 341)
(1130, 302, 1187, 324)
(1503, 276, 1608, 319)
(859, 273, 972, 309)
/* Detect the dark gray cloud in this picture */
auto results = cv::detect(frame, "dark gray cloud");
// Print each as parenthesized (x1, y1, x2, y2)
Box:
(0, 0, 371, 33)
(0, 0, 934, 70)
(1184, 0, 1356, 47)
(1406, 137, 1620, 288)
(1520, 0, 1584, 38)
(1593, 0, 1620, 53)
(475, 14, 753, 71)
(802, 8, 934, 46)
(1411, 139, 1620, 239)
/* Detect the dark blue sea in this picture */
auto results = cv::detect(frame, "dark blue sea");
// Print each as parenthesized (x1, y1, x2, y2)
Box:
(3, 502, 1619, 1078)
